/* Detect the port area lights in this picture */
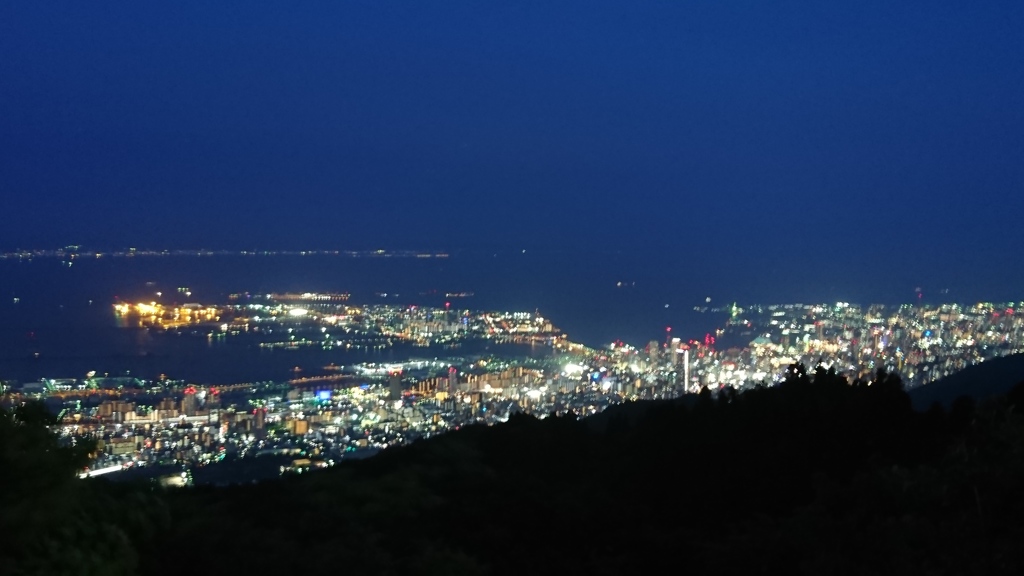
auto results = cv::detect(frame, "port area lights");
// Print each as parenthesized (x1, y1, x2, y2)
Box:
(562, 363, 586, 375)
(288, 308, 309, 317)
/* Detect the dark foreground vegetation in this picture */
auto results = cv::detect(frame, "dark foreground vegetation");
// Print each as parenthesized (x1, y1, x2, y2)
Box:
(5, 364, 1024, 575)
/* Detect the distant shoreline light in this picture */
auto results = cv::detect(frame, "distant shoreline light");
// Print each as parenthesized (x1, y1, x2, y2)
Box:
(0, 248, 452, 260)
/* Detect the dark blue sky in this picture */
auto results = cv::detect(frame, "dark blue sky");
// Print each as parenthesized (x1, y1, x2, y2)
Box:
(2, 2, 1022, 268)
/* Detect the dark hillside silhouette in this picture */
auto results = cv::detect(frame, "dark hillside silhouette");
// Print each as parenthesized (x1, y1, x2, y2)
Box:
(1, 402, 168, 575)
(909, 352, 1024, 409)
(6, 365, 1024, 575)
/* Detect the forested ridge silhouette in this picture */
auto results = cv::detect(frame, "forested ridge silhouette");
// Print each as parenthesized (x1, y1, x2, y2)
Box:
(5, 364, 1024, 575)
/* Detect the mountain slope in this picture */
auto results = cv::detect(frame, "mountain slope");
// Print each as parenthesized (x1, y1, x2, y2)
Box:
(909, 353, 1024, 410)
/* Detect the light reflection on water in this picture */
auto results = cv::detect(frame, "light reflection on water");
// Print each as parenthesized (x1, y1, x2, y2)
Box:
(0, 252, 751, 383)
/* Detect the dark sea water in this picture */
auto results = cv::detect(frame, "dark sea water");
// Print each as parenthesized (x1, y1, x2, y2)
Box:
(0, 250, 1007, 385)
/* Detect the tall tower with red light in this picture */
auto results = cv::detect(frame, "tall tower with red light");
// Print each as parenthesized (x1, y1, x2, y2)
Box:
(389, 370, 403, 401)
(182, 385, 198, 416)
(447, 366, 458, 395)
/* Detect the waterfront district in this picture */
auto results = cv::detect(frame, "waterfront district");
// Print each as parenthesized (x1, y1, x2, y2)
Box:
(2, 293, 1022, 485)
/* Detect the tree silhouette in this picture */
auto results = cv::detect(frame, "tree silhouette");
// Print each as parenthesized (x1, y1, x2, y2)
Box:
(10, 361, 1024, 575)
(1, 402, 149, 576)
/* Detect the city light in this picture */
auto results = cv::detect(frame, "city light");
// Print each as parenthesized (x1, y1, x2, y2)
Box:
(563, 363, 586, 375)
(25, 295, 1024, 485)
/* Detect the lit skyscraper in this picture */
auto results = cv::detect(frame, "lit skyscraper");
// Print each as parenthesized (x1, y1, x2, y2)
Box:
(389, 371, 403, 401)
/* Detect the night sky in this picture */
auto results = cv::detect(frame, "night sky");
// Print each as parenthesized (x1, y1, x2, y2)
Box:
(2, 3, 1022, 271)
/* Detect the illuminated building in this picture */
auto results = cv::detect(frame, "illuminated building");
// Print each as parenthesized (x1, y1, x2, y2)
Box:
(648, 340, 660, 365)
(683, 347, 691, 388)
(182, 386, 198, 416)
(389, 371, 403, 401)
(448, 366, 458, 395)
(254, 407, 267, 439)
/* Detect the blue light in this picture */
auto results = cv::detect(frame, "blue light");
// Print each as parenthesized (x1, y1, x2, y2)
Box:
(316, 390, 331, 401)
